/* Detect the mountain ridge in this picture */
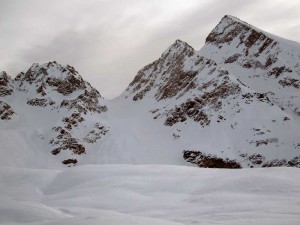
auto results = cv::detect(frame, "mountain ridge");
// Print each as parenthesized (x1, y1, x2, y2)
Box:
(120, 15, 300, 168)
(1, 15, 300, 168)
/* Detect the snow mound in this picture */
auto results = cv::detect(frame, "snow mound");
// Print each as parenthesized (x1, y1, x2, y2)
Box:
(0, 165, 300, 225)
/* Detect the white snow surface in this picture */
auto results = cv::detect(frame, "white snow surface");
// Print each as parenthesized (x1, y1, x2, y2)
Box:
(1, 164, 300, 225)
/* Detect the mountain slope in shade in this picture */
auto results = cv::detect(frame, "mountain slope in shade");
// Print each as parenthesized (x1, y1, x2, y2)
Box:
(120, 15, 300, 168)
(0, 62, 108, 168)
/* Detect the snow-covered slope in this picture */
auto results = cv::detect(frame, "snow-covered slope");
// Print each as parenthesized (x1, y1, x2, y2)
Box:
(121, 15, 300, 168)
(0, 62, 108, 168)
(1, 165, 300, 225)
(202, 15, 300, 119)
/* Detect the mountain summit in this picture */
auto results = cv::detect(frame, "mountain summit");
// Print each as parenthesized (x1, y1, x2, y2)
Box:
(0, 62, 108, 167)
(121, 15, 300, 168)
(1, 16, 300, 168)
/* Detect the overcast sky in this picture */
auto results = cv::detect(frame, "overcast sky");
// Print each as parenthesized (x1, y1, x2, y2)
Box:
(1, 0, 300, 98)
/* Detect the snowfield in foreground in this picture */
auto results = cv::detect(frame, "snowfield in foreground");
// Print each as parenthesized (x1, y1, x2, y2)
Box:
(1, 165, 300, 225)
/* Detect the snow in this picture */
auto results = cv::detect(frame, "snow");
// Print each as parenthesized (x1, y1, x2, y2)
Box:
(85, 98, 189, 165)
(0, 165, 300, 225)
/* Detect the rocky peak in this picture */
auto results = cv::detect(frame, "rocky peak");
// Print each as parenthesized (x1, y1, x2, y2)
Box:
(205, 15, 275, 51)
(205, 15, 250, 43)
(0, 71, 12, 86)
(15, 61, 90, 96)
(16, 61, 81, 81)
(202, 15, 300, 119)
(162, 39, 195, 58)
(0, 71, 14, 97)
(119, 15, 300, 169)
(15, 61, 108, 115)
(124, 40, 195, 101)
(1, 61, 109, 166)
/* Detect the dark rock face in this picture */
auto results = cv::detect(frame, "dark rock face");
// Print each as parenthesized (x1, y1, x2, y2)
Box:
(183, 150, 241, 169)
(62, 158, 78, 166)
(268, 66, 292, 78)
(0, 72, 15, 120)
(16, 62, 93, 97)
(156, 70, 198, 100)
(240, 154, 300, 168)
(206, 15, 276, 57)
(27, 98, 55, 107)
(286, 156, 300, 167)
(164, 76, 241, 126)
(164, 99, 210, 127)
(279, 78, 300, 88)
(45, 72, 86, 96)
(249, 138, 278, 147)
(0, 72, 14, 97)
(0, 101, 15, 120)
(84, 123, 109, 143)
(50, 126, 86, 155)
(240, 154, 265, 165)
(0, 71, 11, 86)
(242, 92, 271, 104)
(225, 54, 241, 64)
(185, 151, 300, 168)
(127, 40, 195, 101)
(262, 159, 287, 167)
(61, 89, 108, 114)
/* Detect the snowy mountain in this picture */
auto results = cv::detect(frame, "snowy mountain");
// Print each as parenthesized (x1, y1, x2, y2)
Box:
(1, 15, 300, 168)
(0, 62, 108, 167)
(121, 15, 300, 168)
